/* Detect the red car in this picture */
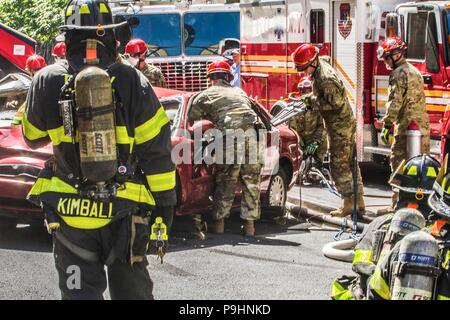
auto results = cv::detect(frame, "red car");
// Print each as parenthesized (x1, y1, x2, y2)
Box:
(0, 86, 301, 230)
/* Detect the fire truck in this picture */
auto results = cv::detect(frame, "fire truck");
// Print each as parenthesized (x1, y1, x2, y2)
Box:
(240, 0, 448, 162)
(111, 0, 240, 92)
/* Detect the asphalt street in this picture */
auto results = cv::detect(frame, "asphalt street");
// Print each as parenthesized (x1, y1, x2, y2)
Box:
(0, 163, 391, 300)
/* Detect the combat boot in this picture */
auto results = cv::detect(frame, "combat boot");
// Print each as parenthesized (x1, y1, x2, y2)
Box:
(210, 218, 224, 234)
(242, 220, 255, 237)
(376, 192, 398, 216)
(330, 196, 354, 217)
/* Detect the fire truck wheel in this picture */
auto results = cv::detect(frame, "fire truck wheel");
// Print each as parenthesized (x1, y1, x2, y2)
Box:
(0, 216, 17, 232)
(263, 166, 288, 217)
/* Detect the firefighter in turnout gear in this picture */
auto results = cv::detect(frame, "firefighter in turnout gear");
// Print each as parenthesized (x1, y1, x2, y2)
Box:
(189, 60, 262, 237)
(288, 76, 327, 166)
(331, 154, 440, 300)
(124, 38, 167, 88)
(367, 155, 450, 300)
(377, 37, 430, 215)
(22, 0, 176, 300)
(291, 44, 364, 217)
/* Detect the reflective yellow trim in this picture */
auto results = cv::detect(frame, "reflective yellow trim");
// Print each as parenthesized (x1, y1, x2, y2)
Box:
(331, 279, 355, 300)
(60, 216, 111, 229)
(115, 126, 135, 152)
(66, 5, 73, 17)
(22, 114, 48, 141)
(80, 4, 90, 14)
(99, 3, 109, 13)
(442, 250, 450, 270)
(369, 268, 391, 300)
(135, 107, 169, 145)
(28, 177, 78, 197)
(438, 295, 450, 300)
(117, 182, 156, 206)
(146, 170, 176, 192)
(427, 167, 437, 177)
(352, 249, 374, 265)
(407, 165, 418, 176)
(48, 126, 74, 146)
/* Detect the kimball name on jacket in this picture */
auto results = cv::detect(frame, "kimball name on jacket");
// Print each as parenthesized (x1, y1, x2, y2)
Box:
(57, 198, 113, 218)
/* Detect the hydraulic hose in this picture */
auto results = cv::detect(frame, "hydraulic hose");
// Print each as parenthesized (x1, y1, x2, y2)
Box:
(322, 239, 357, 263)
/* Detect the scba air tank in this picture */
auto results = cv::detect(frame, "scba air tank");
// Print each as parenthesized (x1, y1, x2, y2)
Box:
(74, 66, 117, 183)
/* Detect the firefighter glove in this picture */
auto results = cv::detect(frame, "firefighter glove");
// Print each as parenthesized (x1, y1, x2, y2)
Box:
(381, 126, 391, 145)
(306, 142, 319, 155)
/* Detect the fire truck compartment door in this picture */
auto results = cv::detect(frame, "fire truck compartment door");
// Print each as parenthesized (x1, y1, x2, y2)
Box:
(332, 1, 357, 115)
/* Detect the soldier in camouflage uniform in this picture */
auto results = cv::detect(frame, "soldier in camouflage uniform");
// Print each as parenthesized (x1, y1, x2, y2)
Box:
(377, 37, 430, 215)
(189, 60, 262, 237)
(291, 44, 365, 217)
(124, 38, 167, 88)
(288, 76, 327, 165)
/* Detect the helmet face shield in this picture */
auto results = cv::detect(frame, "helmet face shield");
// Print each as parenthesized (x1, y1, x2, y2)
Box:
(428, 181, 450, 220)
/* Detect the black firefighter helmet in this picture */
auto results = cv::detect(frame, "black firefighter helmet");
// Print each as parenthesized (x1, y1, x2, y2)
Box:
(391, 154, 440, 213)
(428, 154, 450, 221)
(60, 0, 138, 71)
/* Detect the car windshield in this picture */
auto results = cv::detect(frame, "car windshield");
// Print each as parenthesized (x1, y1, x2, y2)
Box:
(131, 13, 182, 57)
(183, 12, 239, 55)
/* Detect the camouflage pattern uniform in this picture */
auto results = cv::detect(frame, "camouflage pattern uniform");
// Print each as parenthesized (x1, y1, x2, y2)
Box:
(311, 56, 363, 197)
(140, 62, 167, 88)
(383, 58, 430, 174)
(190, 79, 262, 221)
(288, 109, 327, 162)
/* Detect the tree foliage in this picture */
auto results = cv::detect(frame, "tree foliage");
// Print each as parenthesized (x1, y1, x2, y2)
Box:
(0, 0, 67, 43)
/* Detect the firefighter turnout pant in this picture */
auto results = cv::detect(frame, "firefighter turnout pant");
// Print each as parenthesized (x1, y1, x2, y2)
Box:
(52, 212, 154, 300)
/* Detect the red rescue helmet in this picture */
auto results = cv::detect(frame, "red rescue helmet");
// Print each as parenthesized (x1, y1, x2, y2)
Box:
(125, 38, 148, 56)
(377, 37, 407, 61)
(291, 44, 319, 71)
(25, 54, 47, 73)
(207, 60, 232, 77)
(52, 42, 66, 58)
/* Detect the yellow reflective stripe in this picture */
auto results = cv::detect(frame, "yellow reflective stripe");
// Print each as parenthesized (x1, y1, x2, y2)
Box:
(331, 280, 355, 300)
(427, 167, 437, 177)
(60, 216, 111, 230)
(369, 268, 391, 300)
(48, 126, 74, 146)
(28, 177, 78, 197)
(117, 182, 156, 206)
(442, 250, 450, 270)
(99, 3, 109, 13)
(135, 107, 169, 145)
(352, 249, 374, 265)
(146, 170, 176, 192)
(22, 114, 48, 141)
(438, 295, 450, 300)
(407, 165, 418, 176)
(115, 126, 135, 152)
(66, 5, 73, 17)
(80, 4, 90, 14)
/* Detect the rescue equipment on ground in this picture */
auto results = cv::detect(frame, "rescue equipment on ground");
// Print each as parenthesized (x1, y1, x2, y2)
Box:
(372, 208, 426, 263)
(392, 230, 440, 300)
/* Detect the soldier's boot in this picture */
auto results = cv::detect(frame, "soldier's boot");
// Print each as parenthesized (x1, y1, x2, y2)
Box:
(376, 191, 398, 216)
(242, 220, 255, 237)
(210, 218, 224, 234)
(330, 196, 354, 217)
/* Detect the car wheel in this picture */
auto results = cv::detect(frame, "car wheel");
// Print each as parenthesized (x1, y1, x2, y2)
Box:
(0, 217, 17, 232)
(263, 167, 288, 217)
